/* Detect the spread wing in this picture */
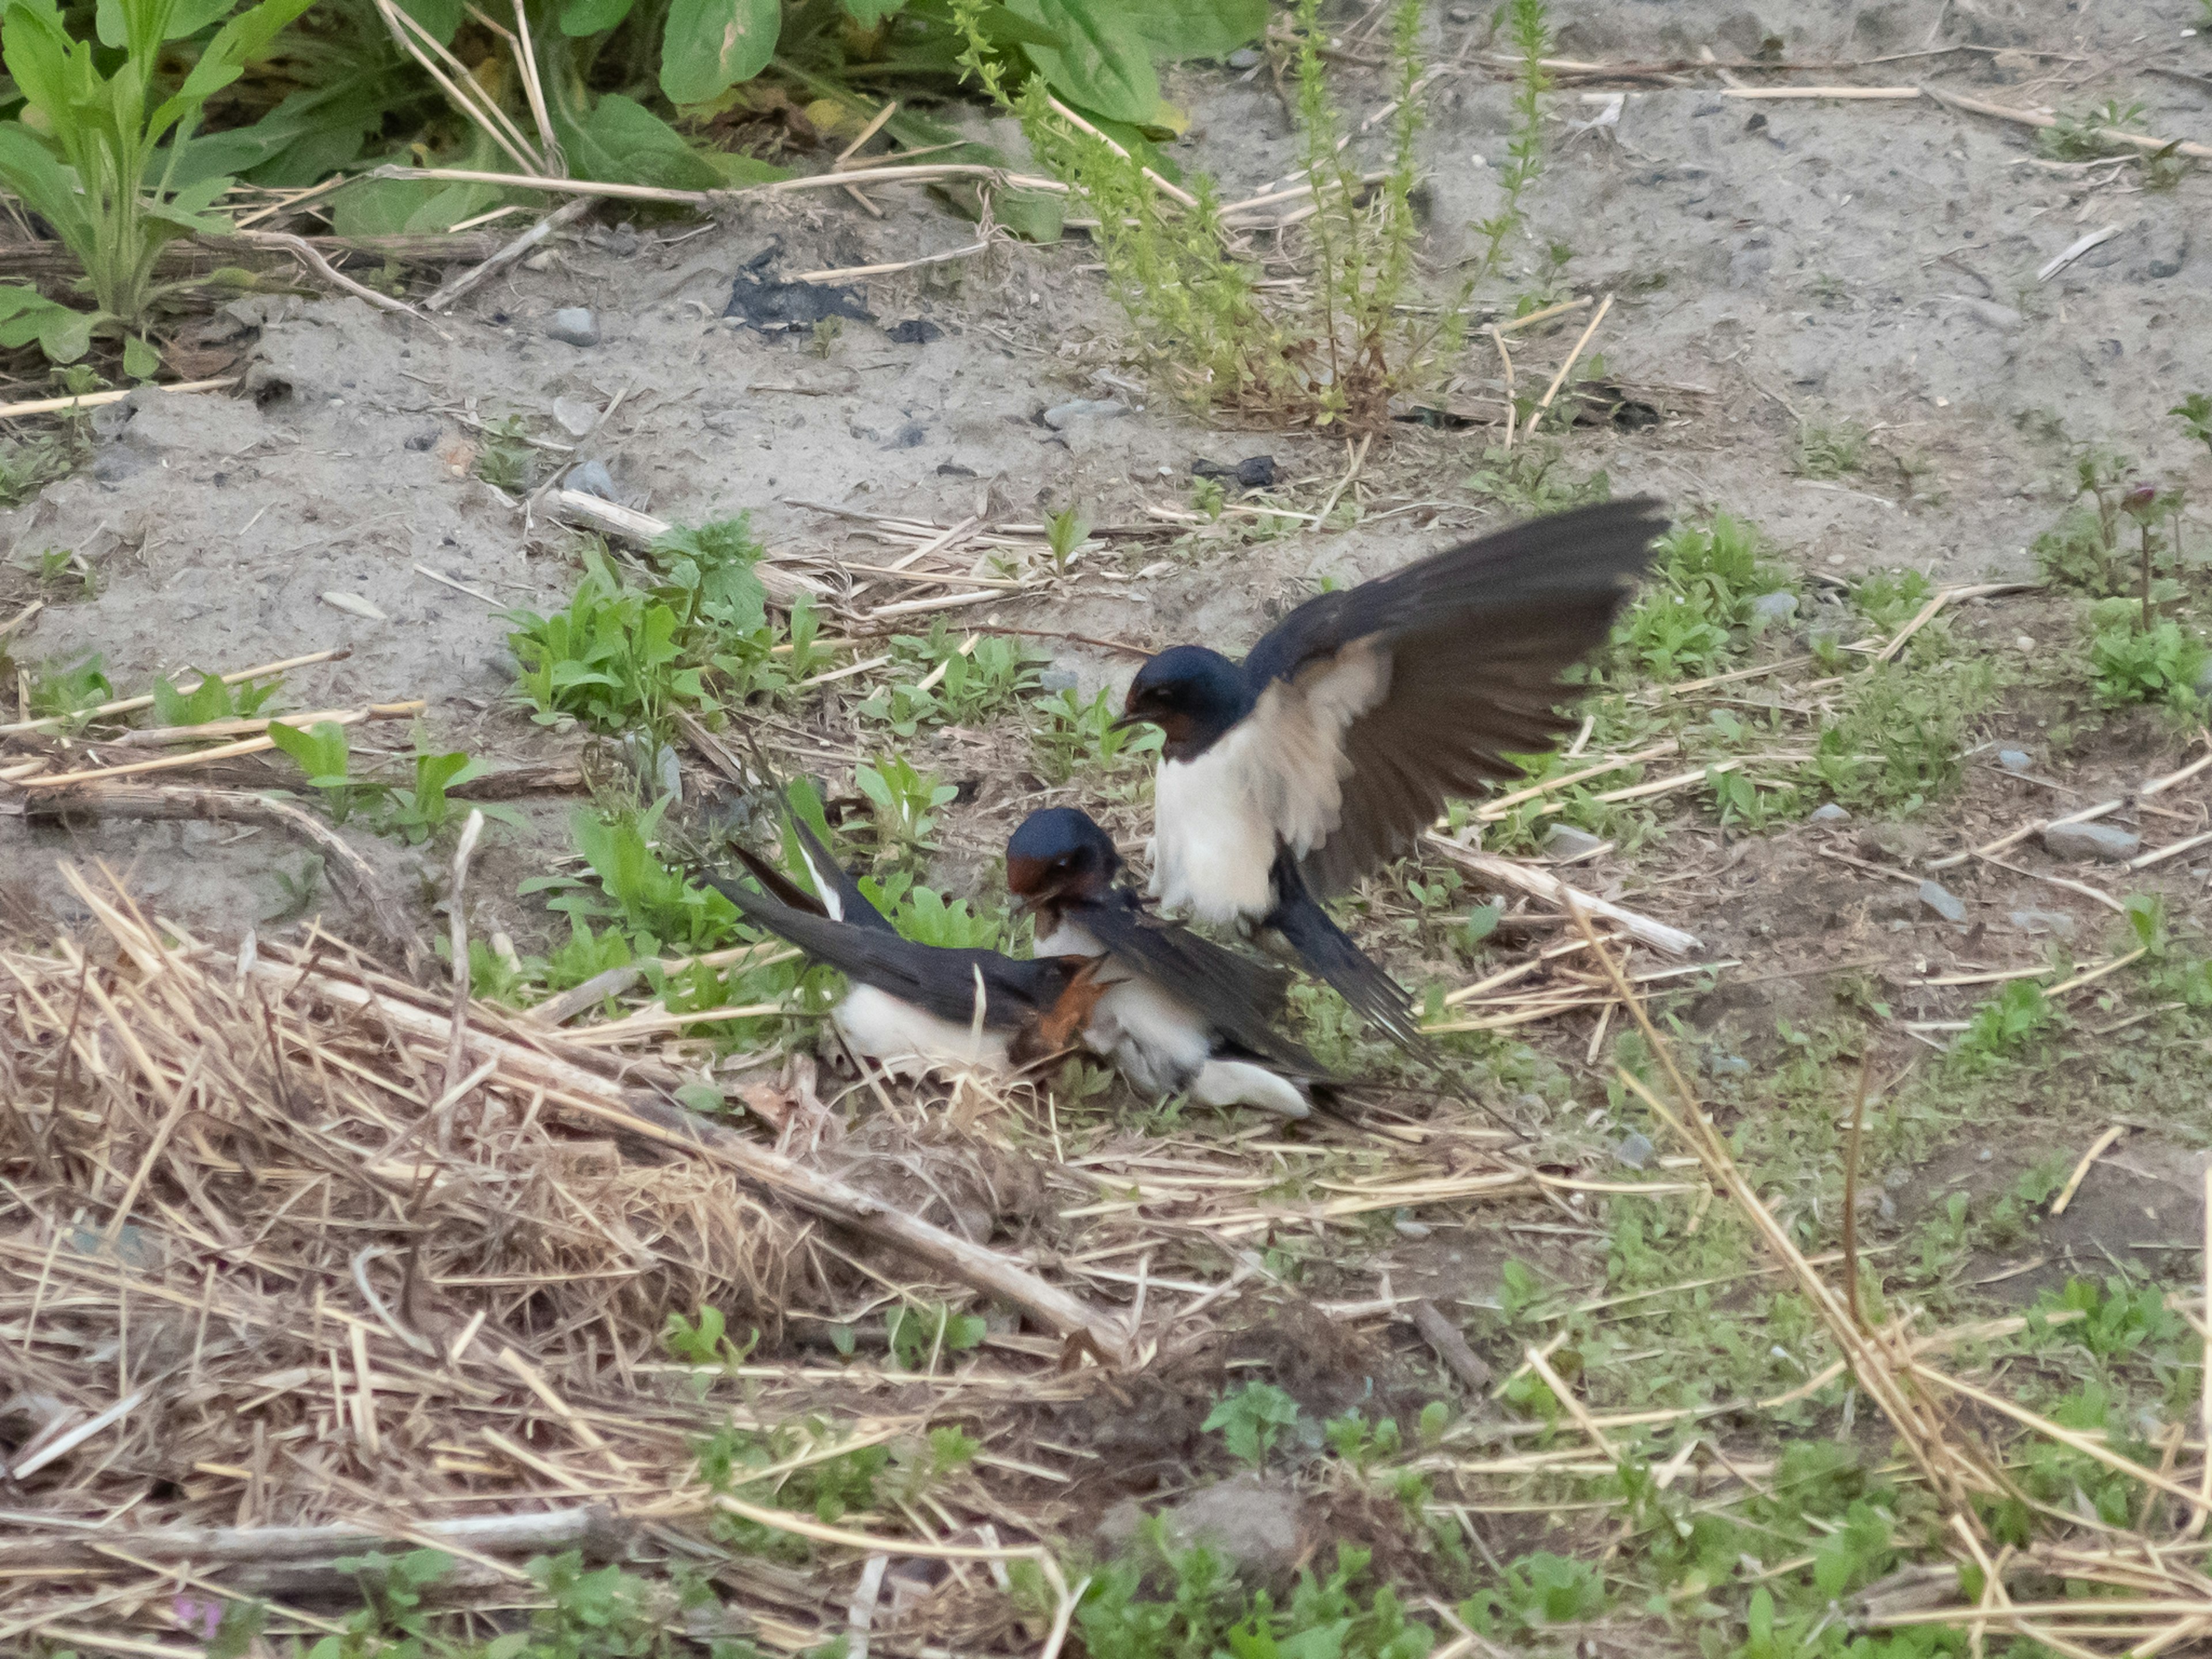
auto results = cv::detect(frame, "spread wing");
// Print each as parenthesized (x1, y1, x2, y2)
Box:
(1238, 497, 1666, 896)
(698, 872, 1069, 1028)
(1078, 892, 1328, 1078)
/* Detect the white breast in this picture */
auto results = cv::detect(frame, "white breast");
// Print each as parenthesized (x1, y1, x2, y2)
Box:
(1037, 918, 1213, 1096)
(1148, 740, 1278, 925)
(833, 984, 1011, 1078)
(1148, 645, 1391, 922)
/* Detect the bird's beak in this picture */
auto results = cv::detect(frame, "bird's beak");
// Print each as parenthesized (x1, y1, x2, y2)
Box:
(1108, 710, 1147, 732)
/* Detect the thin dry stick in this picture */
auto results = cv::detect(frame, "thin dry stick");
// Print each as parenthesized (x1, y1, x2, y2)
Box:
(1535, 291, 1615, 415)
(425, 193, 597, 312)
(0, 647, 346, 736)
(13, 702, 425, 790)
(440, 809, 485, 1149)
(1923, 85, 2212, 162)
(371, 0, 543, 175)
(1487, 324, 1517, 449)
(1044, 93, 1199, 208)
(0, 376, 237, 423)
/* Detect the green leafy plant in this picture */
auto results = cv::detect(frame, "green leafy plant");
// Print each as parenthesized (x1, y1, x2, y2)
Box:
(150, 666, 280, 725)
(383, 748, 521, 843)
(1202, 1381, 1302, 1469)
(1475, 0, 1551, 274)
(1793, 418, 1868, 479)
(1463, 441, 1609, 514)
(2176, 393, 2212, 456)
(507, 548, 702, 734)
(472, 414, 538, 493)
(1032, 685, 1164, 783)
(2087, 598, 2207, 710)
(0, 0, 313, 348)
(885, 1300, 987, 1372)
(22, 654, 113, 726)
(0, 430, 81, 509)
(304, 1548, 451, 1657)
(1950, 978, 2056, 1075)
(1081, 1540, 1434, 1659)
(1463, 1551, 1605, 1635)
(1046, 502, 1091, 574)
(663, 1304, 759, 1377)
(856, 752, 957, 855)
(2040, 98, 2147, 161)
(1607, 513, 1792, 681)
(1008, 0, 1465, 426)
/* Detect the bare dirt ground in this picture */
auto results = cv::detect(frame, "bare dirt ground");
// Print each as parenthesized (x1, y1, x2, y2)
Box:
(6, 0, 2212, 1647)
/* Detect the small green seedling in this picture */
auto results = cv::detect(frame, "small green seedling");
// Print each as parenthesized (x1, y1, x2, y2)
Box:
(24, 654, 113, 725)
(151, 666, 278, 725)
(1202, 1380, 1302, 1469)
(2176, 393, 2212, 456)
(1032, 686, 1163, 783)
(662, 1304, 759, 1383)
(267, 718, 370, 823)
(857, 753, 957, 854)
(472, 414, 536, 493)
(1045, 502, 1092, 574)
(884, 1301, 986, 1372)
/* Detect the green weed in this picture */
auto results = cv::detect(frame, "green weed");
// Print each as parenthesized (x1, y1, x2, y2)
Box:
(507, 548, 703, 734)
(1476, 0, 1553, 275)
(1463, 441, 1611, 514)
(857, 624, 1043, 734)
(1607, 513, 1794, 682)
(1007, 0, 1468, 427)
(855, 753, 957, 855)
(1462, 1552, 1604, 1635)
(24, 654, 113, 726)
(303, 1547, 450, 1658)
(0, 432, 79, 509)
(1046, 502, 1092, 575)
(2086, 599, 2207, 710)
(2176, 393, 2212, 456)
(1080, 1540, 1435, 1659)
(1032, 686, 1163, 785)
(1949, 979, 2056, 1075)
(2040, 99, 2148, 161)
(884, 1301, 986, 1372)
(1202, 1381, 1303, 1469)
(1792, 419, 1868, 479)
(0, 0, 310, 347)
(662, 1304, 758, 1380)
(472, 414, 537, 492)
(150, 666, 279, 725)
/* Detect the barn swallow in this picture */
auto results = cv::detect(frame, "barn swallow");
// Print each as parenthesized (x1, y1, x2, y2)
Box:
(700, 818, 1107, 1078)
(1005, 808, 1327, 1119)
(1115, 497, 1668, 1051)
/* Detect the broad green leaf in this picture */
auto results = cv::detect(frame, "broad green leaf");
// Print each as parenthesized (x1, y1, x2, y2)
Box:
(168, 0, 241, 39)
(560, 0, 635, 35)
(658, 0, 780, 106)
(1007, 0, 1158, 125)
(840, 0, 904, 22)
(970, 3, 1062, 49)
(698, 149, 789, 187)
(393, 0, 461, 44)
(122, 333, 160, 379)
(1121, 0, 1266, 60)
(0, 282, 94, 363)
(993, 185, 1063, 244)
(556, 92, 723, 190)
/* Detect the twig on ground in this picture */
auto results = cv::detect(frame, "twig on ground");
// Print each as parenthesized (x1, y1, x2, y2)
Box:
(425, 194, 599, 312)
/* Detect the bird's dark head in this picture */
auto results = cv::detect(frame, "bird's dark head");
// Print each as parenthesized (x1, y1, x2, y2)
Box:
(1116, 645, 1249, 761)
(1005, 808, 1120, 915)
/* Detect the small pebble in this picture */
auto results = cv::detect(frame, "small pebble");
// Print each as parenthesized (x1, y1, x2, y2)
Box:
(1810, 802, 1850, 823)
(1542, 824, 1607, 860)
(1997, 749, 2032, 772)
(2010, 908, 2077, 938)
(1038, 668, 1081, 694)
(2040, 820, 2140, 862)
(552, 396, 600, 438)
(1393, 1213, 1432, 1240)
(1710, 1054, 1749, 1075)
(404, 426, 440, 452)
(547, 307, 599, 347)
(1227, 46, 1262, 68)
(1042, 397, 1127, 430)
(2015, 634, 2036, 650)
(1616, 1131, 1655, 1170)
(565, 459, 618, 500)
(1749, 590, 1800, 626)
(1918, 878, 1967, 923)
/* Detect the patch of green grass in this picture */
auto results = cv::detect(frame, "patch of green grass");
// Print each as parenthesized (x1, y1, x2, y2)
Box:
(1463, 441, 1611, 515)
(0, 434, 79, 510)
(856, 624, 1044, 735)
(1606, 512, 1795, 683)
(23, 653, 113, 726)
(1203, 1381, 1304, 1470)
(2086, 599, 2208, 710)
(2039, 98, 2148, 160)
(1032, 685, 1164, 786)
(471, 413, 539, 493)
(1791, 419, 1868, 479)
(857, 751, 957, 856)
(1005, 0, 1468, 426)
(1079, 1541, 1437, 1659)
(1463, 1552, 1604, 1636)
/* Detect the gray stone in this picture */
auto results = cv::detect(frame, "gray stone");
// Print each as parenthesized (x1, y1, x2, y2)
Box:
(1710, 1054, 1749, 1076)
(1857, 823, 1930, 865)
(565, 459, 618, 501)
(2010, 908, 2078, 939)
(1810, 802, 1850, 823)
(1946, 295, 2023, 331)
(2041, 820, 2140, 862)
(1392, 1211, 1431, 1240)
(1616, 1131, 1655, 1170)
(1042, 397, 1127, 430)
(404, 425, 441, 452)
(1099, 1474, 1304, 1585)
(1997, 749, 2032, 772)
(91, 444, 151, 483)
(1227, 47, 1261, 69)
(551, 396, 600, 437)
(1918, 879, 1967, 923)
(882, 420, 928, 449)
(1749, 590, 1800, 626)
(547, 307, 600, 347)
(1038, 668, 1081, 694)
(1543, 824, 1607, 860)
(2194, 657, 2212, 698)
